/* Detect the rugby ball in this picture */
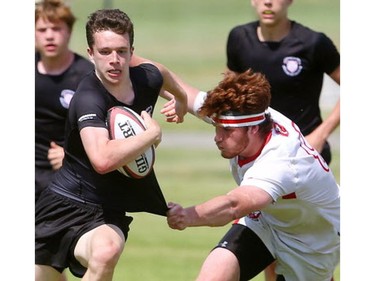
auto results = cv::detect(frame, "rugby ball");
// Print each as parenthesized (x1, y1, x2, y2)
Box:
(107, 106, 155, 179)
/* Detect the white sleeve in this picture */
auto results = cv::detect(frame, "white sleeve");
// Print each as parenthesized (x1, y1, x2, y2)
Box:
(193, 91, 207, 115)
(192, 91, 213, 124)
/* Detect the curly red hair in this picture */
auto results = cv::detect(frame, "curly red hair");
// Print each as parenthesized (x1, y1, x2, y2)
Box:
(198, 69, 271, 118)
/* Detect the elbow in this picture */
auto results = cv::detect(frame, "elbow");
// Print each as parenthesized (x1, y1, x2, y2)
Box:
(94, 167, 110, 175)
(91, 159, 113, 175)
(227, 197, 251, 221)
(231, 208, 243, 221)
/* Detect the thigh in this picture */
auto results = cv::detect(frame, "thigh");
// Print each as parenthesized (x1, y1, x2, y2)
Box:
(215, 224, 275, 281)
(196, 247, 240, 281)
(35, 264, 61, 281)
(74, 223, 125, 267)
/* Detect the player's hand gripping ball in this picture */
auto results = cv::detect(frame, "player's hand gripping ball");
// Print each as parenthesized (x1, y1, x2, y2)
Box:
(107, 106, 155, 178)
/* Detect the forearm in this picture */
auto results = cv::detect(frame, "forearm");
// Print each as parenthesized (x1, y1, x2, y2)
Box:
(185, 195, 239, 227)
(315, 99, 340, 140)
(161, 70, 188, 105)
(168, 186, 273, 230)
(81, 121, 160, 174)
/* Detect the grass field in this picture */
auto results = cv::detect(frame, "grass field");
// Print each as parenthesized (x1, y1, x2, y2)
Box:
(64, 0, 340, 280)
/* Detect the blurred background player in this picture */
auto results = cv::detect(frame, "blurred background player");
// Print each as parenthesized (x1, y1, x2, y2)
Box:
(224, 1, 340, 278)
(35, 0, 94, 202)
(226, 0, 340, 166)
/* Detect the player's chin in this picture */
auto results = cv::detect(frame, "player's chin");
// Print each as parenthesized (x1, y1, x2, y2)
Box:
(219, 150, 233, 159)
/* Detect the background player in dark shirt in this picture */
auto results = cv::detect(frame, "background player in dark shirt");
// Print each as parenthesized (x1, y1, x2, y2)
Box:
(35, 0, 94, 202)
(226, 0, 340, 167)
(225, 1, 340, 280)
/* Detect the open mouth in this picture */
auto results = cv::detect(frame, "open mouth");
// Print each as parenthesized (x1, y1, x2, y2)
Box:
(108, 69, 121, 75)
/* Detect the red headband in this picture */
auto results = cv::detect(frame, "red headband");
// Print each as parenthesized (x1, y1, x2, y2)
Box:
(213, 111, 266, 128)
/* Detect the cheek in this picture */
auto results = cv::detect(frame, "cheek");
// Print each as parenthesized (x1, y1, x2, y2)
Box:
(231, 138, 246, 152)
(232, 133, 248, 151)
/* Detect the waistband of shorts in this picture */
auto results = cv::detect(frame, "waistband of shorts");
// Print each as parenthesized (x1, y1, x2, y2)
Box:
(49, 184, 102, 207)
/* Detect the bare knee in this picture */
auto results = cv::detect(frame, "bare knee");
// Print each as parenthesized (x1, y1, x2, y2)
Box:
(90, 239, 124, 269)
(75, 224, 125, 277)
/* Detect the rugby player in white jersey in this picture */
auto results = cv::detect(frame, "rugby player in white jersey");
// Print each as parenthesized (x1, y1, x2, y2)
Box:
(166, 69, 340, 281)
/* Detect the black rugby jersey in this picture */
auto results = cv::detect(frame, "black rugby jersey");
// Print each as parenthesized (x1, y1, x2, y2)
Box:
(35, 52, 94, 169)
(226, 21, 340, 135)
(50, 63, 168, 216)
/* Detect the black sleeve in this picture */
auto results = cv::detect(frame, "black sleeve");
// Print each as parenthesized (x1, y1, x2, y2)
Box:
(226, 26, 244, 72)
(70, 74, 109, 132)
(314, 33, 340, 75)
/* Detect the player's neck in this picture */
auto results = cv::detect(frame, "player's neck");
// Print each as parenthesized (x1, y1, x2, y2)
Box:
(38, 50, 74, 75)
(101, 75, 135, 105)
(257, 19, 291, 42)
(239, 131, 272, 162)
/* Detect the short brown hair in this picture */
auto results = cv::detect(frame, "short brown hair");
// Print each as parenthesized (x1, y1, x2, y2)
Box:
(85, 9, 134, 49)
(35, 0, 76, 32)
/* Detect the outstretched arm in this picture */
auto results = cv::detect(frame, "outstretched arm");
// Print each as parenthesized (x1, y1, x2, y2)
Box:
(130, 55, 188, 123)
(167, 185, 273, 230)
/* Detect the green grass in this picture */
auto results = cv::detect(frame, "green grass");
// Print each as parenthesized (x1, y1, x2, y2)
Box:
(65, 1, 340, 280)
(69, 0, 339, 91)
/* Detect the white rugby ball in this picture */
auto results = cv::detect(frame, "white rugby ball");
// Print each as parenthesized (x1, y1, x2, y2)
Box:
(107, 106, 155, 179)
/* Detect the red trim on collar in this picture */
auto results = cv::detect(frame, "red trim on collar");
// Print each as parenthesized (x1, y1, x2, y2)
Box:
(282, 192, 297, 199)
(237, 132, 272, 167)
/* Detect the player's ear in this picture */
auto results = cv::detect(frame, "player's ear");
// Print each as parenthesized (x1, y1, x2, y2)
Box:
(247, 125, 259, 135)
(87, 47, 94, 63)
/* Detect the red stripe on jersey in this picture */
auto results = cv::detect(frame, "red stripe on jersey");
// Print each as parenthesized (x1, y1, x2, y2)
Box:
(282, 192, 297, 199)
(238, 132, 272, 167)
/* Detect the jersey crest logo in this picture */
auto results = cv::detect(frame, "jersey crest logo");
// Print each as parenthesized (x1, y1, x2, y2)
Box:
(60, 89, 75, 108)
(248, 211, 262, 221)
(282, 56, 302, 76)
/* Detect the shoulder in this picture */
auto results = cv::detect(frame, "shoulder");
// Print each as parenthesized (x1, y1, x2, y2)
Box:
(70, 73, 109, 115)
(290, 22, 340, 65)
(291, 21, 334, 45)
(229, 21, 257, 35)
(75, 72, 103, 99)
(130, 63, 163, 90)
